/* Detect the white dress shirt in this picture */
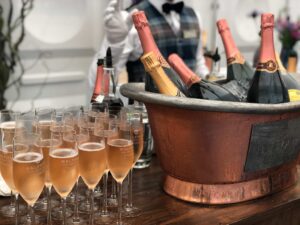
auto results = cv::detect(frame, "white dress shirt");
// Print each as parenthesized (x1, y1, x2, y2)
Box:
(88, 0, 209, 98)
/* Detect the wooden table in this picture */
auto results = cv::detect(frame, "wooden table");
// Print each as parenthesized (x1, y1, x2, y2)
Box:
(1, 156, 300, 225)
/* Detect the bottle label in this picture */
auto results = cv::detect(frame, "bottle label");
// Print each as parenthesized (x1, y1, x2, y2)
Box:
(227, 52, 245, 65)
(256, 60, 278, 73)
(288, 89, 300, 102)
(95, 95, 105, 103)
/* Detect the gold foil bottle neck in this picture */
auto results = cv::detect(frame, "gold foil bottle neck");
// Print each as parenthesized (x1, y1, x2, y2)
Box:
(141, 52, 159, 72)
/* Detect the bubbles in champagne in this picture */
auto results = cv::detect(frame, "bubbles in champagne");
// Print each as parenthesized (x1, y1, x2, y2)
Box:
(78, 142, 105, 152)
(0, 121, 16, 129)
(50, 148, 78, 158)
(14, 152, 43, 163)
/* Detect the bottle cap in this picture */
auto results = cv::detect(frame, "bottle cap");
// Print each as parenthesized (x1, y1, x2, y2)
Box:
(97, 58, 104, 66)
(105, 47, 113, 68)
(141, 52, 159, 72)
(261, 13, 274, 28)
(132, 11, 148, 30)
(216, 19, 230, 33)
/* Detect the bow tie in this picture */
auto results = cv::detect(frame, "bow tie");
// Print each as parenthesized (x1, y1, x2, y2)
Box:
(162, 2, 184, 14)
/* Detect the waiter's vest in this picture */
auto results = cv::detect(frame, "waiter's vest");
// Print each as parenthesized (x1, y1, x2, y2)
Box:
(126, 0, 200, 86)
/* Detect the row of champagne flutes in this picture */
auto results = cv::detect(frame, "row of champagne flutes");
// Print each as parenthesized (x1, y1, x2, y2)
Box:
(0, 103, 144, 225)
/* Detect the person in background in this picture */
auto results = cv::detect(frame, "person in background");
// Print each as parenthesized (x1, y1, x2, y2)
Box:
(88, 0, 209, 102)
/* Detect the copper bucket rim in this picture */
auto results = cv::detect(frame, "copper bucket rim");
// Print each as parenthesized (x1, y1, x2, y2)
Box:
(120, 83, 300, 115)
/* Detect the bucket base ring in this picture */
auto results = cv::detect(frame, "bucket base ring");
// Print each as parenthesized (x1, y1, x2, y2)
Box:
(163, 167, 298, 204)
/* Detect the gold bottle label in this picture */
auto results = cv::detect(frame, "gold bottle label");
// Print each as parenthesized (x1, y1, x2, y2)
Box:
(256, 60, 278, 73)
(288, 89, 300, 102)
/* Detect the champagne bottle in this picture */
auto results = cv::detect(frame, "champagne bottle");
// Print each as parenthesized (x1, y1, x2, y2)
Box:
(91, 58, 104, 103)
(102, 47, 124, 110)
(247, 13, 289, 104)
(276, 53, 300, 101)
(141, 52, 185, 97)
(217, 19, 254, 101)
(168, 53, 239, 101)
(132, 11, 188, 96)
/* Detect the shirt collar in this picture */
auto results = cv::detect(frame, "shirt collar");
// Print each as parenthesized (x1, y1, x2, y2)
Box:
(148, 0, 183, 15)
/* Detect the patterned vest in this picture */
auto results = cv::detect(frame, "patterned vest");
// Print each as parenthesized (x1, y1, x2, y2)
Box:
(126, 0, 200, 84)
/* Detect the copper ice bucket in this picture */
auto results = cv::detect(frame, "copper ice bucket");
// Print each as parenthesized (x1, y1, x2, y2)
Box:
(120, 83, 300, 204)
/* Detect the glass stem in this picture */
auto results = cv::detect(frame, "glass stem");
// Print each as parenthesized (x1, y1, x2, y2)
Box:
(89, 189, 95, 225)
(15, 194, 19, 225)
(47, 187, 52, 225)
(111, 177, 117, 199)
(73, 179, 80, 222)
(117, 182, 123, 225)
(102, 172, 108, 214)
(10, 191, 14, 208)
(62, 198, 67, 225)
(127, 168, 133, 208)
(29, 205, 35, 225)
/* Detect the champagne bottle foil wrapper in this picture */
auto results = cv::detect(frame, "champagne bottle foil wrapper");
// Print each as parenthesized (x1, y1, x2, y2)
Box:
(216, 19, 230, 34)
(132, 11, 148, 30)
(261, 13, 274, 28)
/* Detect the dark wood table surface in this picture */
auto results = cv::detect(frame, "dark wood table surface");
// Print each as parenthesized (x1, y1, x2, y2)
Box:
(1, 156, 300, 225)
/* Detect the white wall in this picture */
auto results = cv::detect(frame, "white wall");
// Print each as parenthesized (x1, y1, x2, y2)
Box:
(4, 0, 299, 111)
(189, 0, 299, 67)
(5, 0, 109, 111)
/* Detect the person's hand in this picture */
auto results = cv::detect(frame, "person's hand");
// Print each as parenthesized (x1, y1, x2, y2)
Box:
(104, 0, 137, 44)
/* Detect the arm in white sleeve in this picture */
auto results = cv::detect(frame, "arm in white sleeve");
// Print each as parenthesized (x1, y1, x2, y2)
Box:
(194, 10, 209, 79)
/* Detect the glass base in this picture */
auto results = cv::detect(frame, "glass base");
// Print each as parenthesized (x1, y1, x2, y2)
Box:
(19, 214, 46, 225)
(78, 201, 99, 213)
(134, 159, 151, 169)
(94, 186, 103, 199)
(107, 196, 118, 208)
(94, 211, 115, 224)
(123, 205, 142, 218)
(52, 217, 87, 225)
(0, 203, 27, 217)
(85, 188, 103, 200)
(66, 192, 85, 204)
(51, 206, 73, 220)
(71, 214, 89, 225)
(34, 196, 60, 212)
(111, 221, 130, 225)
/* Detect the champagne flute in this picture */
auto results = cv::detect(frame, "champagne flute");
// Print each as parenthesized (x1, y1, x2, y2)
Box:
(49, 129, 79, 225)
(107, 120, 134, 225)
(64, 105, 86, 134)
(107, 106, 122, 208)
(94, 113, 118, 224)
(0, 111, 25, 222)
(13, 132, 46, 225)
(15, 111, 37, 136)
(123, 111, 144, 217)
(81, 106, 106, 210)
(63, 108, 87, 224)
(77, 112, 100, 213)
(34, 107, 57, 213)
(78, 127, 106, 225)
(49, 121, 75, 221)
